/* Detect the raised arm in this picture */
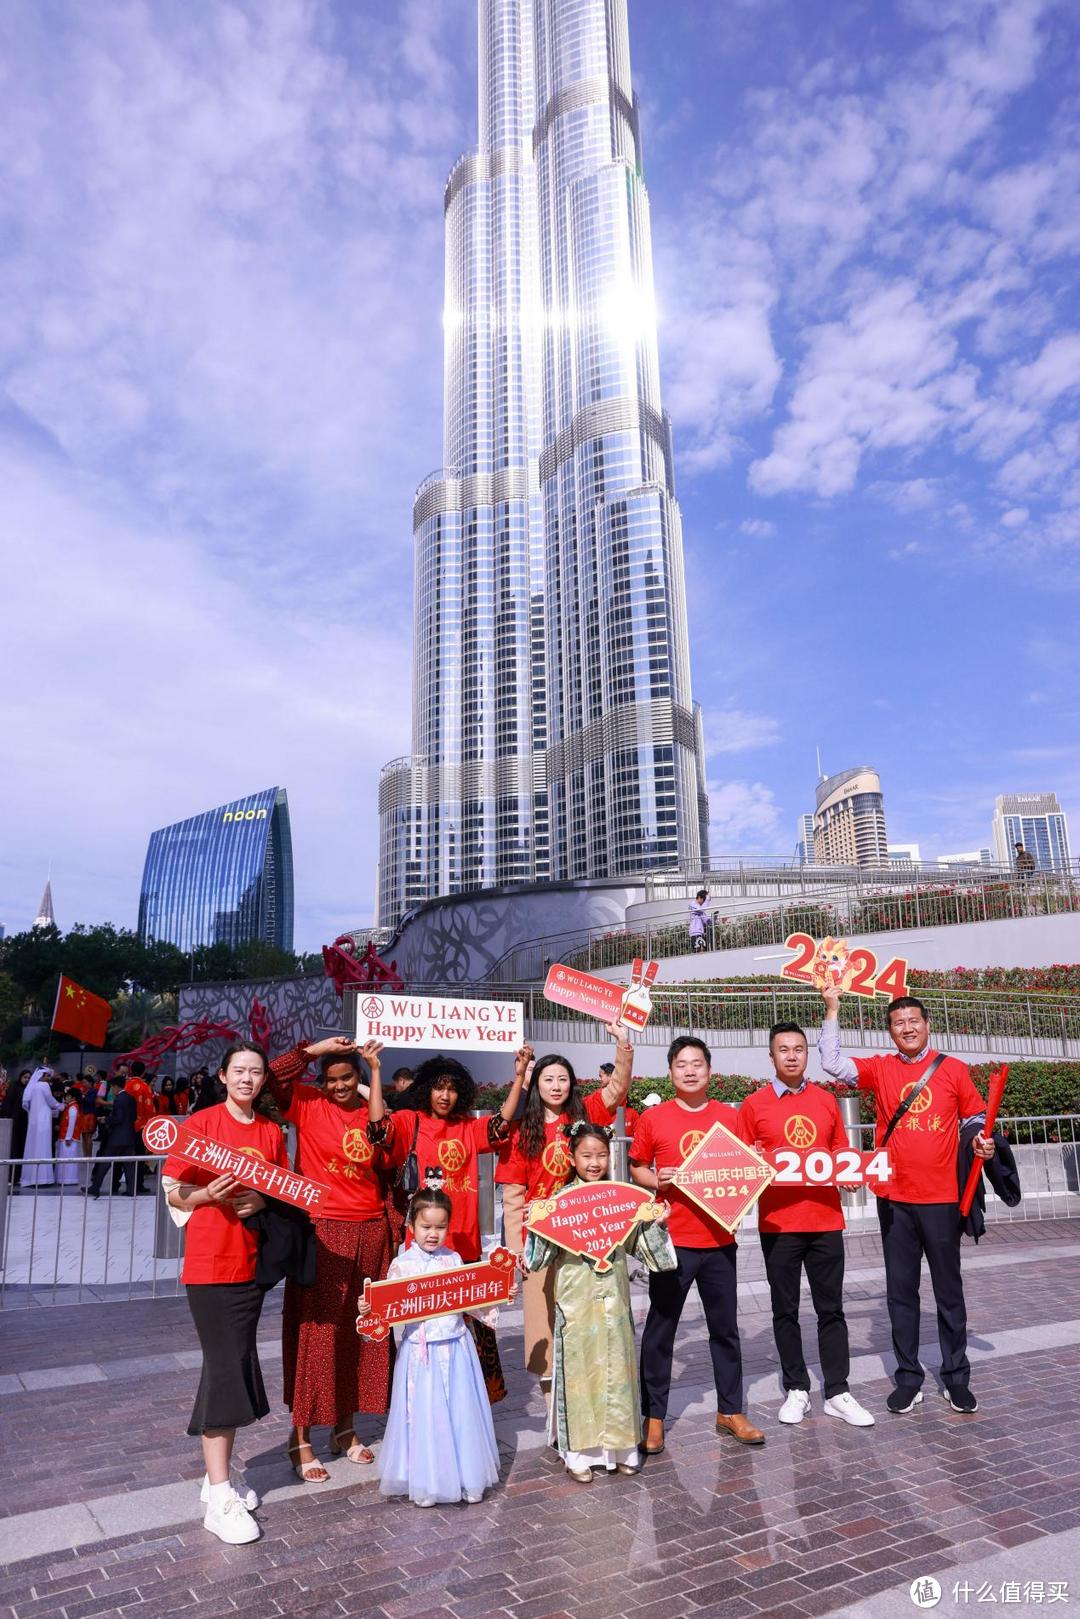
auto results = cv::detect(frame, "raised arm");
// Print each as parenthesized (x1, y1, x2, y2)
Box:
(363, 1040, 387, 1125)
(268, 1035, 357, 1111)
(599, 1022, 633, 1112)
(499, 1044, 533, 1125)
(818, 987, 859, 1085)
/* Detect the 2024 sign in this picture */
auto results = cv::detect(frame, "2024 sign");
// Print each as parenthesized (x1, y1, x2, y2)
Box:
(781, 933, 910, 1001)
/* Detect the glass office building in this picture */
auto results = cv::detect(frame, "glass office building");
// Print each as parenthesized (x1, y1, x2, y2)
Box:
(139, 787, 294, 954)
(378, 0, 709, 929)
(992, 793, 1071, 872)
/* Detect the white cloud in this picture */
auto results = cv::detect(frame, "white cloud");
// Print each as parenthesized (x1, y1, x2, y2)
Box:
(704, 709, 781, 755)
(1009, 334, 1080, 407)
(707, 781, 783, 851)
(1000, 506, 1029, 527)
(739, 517, 777, 538)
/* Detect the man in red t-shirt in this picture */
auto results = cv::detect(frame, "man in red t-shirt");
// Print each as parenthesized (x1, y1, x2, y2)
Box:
(630, 1036, 764, 1455)
(739, 1023, 874, 1429)
(819, 988, 995, 1414)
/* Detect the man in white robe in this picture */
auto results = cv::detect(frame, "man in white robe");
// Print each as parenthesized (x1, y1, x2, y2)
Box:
(21, 1068, 62, 1187)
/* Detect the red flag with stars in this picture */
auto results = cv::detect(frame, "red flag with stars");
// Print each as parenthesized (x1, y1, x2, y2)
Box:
(51, 975, 112, 1047)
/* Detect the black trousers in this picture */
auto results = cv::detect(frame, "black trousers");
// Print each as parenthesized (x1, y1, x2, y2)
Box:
(877, 1198, 969, 1390)
(640, 1244, 742, 1419)
(89, 1145, 135, 1196)
(760, 1230, 849, 1398)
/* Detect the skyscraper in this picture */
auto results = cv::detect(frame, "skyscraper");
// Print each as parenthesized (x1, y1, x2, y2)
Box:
(813, 767, 889, 867)
(378, 0, 708, 930)
(992, 793, 1071, 872)
(138, 787, 294, 955)
(794, 814, 815, 865)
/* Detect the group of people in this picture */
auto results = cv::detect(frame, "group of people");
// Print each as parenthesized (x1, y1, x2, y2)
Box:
(165, 987, 998, 1545)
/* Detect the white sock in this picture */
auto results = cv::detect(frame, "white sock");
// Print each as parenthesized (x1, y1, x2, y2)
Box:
(207, 1479, 232, 1505)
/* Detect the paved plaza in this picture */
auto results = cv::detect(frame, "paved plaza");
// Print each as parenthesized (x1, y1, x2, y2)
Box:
(2, 1220, 1080, 1617)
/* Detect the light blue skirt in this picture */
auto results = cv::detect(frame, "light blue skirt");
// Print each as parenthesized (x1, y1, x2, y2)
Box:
(379, 1331, 501, 1506)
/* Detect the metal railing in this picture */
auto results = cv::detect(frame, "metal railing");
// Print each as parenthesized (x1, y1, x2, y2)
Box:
(483, 868, 1080, 983)
(642, 857, 1080, 901)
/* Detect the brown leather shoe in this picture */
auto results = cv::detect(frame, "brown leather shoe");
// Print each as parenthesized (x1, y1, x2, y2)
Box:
(716, 1411, 765, 1446)
(641, 1418, 665, 1454)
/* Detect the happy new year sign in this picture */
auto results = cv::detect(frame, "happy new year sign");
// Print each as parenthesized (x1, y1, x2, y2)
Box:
(356, 1247, 517, 1341)
(354, 992, 524, 1051)
(526, 1180, 665, 1272)
(143, 1116, 328, 1212)
(672, 1122, 776, 1234)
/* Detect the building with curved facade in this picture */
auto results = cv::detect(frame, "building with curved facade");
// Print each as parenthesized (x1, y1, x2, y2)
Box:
(378, 0, 709, 930)
(138, 787, 294, 955)
(813, 767, 889, 868)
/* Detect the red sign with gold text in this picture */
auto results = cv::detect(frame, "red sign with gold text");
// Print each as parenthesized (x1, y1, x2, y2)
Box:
(526, 1180, 664, 1272)
(781, 934, 910, 1000)
(143, 1115, 328, 1213)
(356, 1247, 517, 1341)
(672, 1122, 776, 1234)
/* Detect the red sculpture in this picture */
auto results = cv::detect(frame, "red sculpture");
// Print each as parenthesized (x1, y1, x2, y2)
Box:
(109, 1018, 240, 1077)
(249, 996, 275, 1051)
(322, 934, 403, 996)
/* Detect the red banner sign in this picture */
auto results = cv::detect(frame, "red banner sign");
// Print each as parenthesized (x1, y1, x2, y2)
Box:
(764, 1147, 893, 1189)
(526, 1180, 664, 1272)
(142, 1116, 328, 1213)
(781, 934, 910, 1000)
(672, 1122, 776, 1233)
(543, 960, 659, 1030)
(356, 1247, 517, 1341)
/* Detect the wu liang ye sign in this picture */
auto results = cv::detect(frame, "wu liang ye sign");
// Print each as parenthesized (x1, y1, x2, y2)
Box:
(143, 1116, 327, 1212)
(526, 1180, 664, 1272)
(354, 992, 524, 1051)
(672, 1122, 776, 1234)
(356, 1247, 517, 1341)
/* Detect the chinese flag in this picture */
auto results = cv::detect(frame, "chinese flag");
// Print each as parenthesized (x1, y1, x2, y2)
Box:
(51, 975, 113, 1048)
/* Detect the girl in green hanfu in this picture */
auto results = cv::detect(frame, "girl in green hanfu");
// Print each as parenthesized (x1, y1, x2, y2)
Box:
(521, 1121, 676, 1484)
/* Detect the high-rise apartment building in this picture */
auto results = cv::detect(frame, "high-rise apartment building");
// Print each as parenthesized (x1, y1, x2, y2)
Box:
(377, 0, 709, 930)
(138, 788, 294, 955)
(794, 813, 815, 865)
(813, 767, 889, 867)
(992, 793, 1071, 872)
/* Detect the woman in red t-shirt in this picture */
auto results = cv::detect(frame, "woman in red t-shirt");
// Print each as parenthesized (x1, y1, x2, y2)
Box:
(497, 1025, 634, 1397)
(367, 1047, 530, 1402)
(267, 1034, 393, 1482)
(164, 1041, 287, 1547)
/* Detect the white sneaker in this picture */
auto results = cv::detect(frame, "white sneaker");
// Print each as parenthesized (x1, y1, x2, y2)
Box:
(823, 1391, 876, 1427)
(203, 1493, 260, 1545)
(200, 1474, 259, 1510)
(778, 1389, 812, 1424)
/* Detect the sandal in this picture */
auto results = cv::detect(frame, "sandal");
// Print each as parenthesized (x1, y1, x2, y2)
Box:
(286, 1433, 330, 1483)
(329, 1429, 375, 1465)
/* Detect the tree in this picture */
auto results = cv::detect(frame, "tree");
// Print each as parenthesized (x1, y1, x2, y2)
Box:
(109, 990, 178, 1050)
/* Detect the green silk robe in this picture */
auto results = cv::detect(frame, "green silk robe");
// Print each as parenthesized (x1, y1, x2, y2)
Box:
(524, 1213, 676, 1455)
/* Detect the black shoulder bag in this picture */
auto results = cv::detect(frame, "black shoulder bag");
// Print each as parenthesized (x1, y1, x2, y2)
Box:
(881, 1053, 948, 1147)
(395, 1114, 421, 1197)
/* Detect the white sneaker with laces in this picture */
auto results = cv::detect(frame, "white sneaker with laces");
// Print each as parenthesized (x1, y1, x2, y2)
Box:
(200, 1474, 259, 1510)
(778, 1389, 811, 1424)
(823, 1391, 876, 1427)
(203, 1493, 260, 1545)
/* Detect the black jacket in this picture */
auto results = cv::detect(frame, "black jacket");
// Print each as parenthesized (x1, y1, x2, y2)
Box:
(958, 1122, 1022, 1242)
(244, 1201, 317, 1289)
(101, 1089, 138, 1150)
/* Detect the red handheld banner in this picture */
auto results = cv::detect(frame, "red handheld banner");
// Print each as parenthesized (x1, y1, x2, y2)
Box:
(142, 1116, 329, 1213)
(356, 1247, 517, 1341)
(781, 934, 910, 1000)
(542, 961, 660, 1029)
(526, 1180, 664, 1272)
(763, 1147, 893, 1190)
(959, 1065, 1008, 1217)
(672, 1123, 776, 1234)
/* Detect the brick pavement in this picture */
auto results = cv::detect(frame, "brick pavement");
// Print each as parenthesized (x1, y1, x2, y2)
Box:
(1, 1220, 1079, 1618)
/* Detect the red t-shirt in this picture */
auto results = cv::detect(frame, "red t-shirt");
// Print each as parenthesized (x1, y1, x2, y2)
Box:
(378, 1111, 495, 1262)
(630, 1099, 741, 1249)
(164, 1104, 288, 1284)
(496, 1090, 617, 1201)
(855, 1049, 985, 1203)
(738, 1084, 848, 1233)
(282, 1084, 388, 1221)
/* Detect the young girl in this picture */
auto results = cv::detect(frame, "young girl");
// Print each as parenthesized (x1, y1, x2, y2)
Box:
(362, 1189, 502, 1508)
(163, 1041, 287, 1545)
(497, 1025, 633, 1398)
(55, 1086, 83, 1186)
(522, 1121, 675, 1484)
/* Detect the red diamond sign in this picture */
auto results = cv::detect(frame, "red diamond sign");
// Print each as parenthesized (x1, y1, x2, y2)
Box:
(672, 1121, 776, 1234)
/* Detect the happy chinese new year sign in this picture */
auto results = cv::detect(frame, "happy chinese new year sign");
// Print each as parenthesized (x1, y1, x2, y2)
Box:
(543, 958, 659, 1030)
(356, 1247, 517, 1341)
(672, 1122, 776, 1234)
(781, 934, 910, 1000)
(525, 1180, 664, 1271)
(143, 1116, 328, 1212)
(354, 992, 524, 1051)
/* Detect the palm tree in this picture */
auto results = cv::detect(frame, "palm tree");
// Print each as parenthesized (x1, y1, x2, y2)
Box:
(109, 990, 177, 1049)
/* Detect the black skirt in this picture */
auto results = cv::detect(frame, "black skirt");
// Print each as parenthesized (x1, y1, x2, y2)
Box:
(186, 1281, 270, 1436)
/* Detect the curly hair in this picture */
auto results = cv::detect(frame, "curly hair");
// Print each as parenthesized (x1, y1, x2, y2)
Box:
(518, 1053, 587, 1162)
(409, 1055, 477, 1116)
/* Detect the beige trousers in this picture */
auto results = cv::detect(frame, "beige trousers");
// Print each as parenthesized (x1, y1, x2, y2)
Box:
(503, 1182, 555, 1382)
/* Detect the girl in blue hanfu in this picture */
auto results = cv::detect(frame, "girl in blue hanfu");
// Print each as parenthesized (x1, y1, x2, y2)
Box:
(360, 1188, 503, 1508)
(522, 1121, 677, 1483)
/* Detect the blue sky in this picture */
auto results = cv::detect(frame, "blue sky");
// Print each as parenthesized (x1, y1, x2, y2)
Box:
(2, 0, 1078, 950)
